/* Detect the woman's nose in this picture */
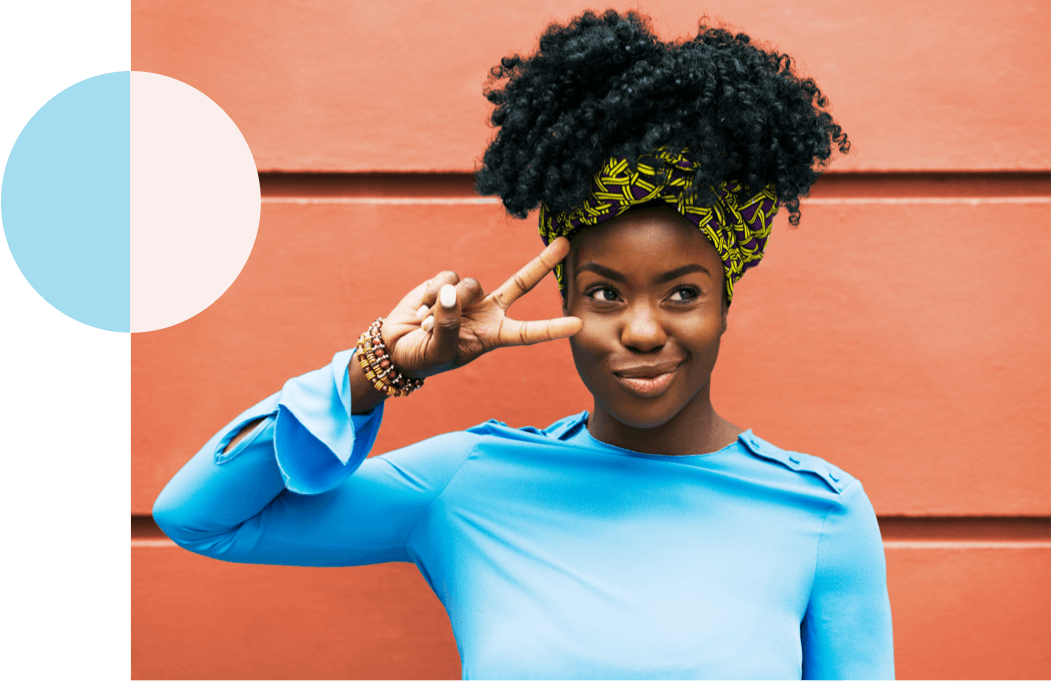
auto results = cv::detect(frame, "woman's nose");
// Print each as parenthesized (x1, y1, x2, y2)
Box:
(620, 303, 666, 352)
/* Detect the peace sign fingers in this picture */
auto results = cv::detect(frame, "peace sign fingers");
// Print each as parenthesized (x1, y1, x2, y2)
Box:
(384, 237, 580, 376)
(487, 237, 571, 310)
(495, 315, 584, 348)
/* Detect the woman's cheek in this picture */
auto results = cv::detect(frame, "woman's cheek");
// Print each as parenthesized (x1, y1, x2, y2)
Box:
(672, 312, 722, 347)
(568, 320, 613, 375)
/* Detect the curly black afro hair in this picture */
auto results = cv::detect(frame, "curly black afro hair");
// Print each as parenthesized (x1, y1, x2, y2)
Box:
(475, 10, 849, 226)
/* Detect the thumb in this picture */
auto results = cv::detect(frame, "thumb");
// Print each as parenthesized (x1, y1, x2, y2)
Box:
(429, 284, 461, 365)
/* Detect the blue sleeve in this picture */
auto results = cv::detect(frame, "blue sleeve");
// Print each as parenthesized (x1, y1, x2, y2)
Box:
(152, 348, 477, 567)
(802, 481, 895, 680)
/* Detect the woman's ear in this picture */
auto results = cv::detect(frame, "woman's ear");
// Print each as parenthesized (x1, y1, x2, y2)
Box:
(721, 295, 729, 335)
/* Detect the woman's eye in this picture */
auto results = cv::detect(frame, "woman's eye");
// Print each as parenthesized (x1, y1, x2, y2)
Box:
(669, 287, 699, 302)
(586, 286, 619, 302)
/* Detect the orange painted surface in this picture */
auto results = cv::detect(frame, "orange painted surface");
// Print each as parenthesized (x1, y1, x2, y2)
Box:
(132, 543, 1050, 680)
(131, 0, 1051, 173)
(132, 547, 461, 679)
(131, 1, 1051, 678)
(133, 200, 1050, 516)
(885, 546, 1051, 679)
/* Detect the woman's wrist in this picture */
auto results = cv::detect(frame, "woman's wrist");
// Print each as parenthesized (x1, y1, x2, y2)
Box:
(349, 352, 388, 415)
(355, 318, 425, 398)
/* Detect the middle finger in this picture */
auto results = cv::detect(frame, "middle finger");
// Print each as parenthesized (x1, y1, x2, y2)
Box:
(417, 277, 485, 320)
(415, 271, 461, 309)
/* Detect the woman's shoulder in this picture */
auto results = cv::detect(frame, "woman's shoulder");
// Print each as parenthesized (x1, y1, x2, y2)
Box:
(463, 411, 589, 442)
(735, 430, 864, 503)
(379, 412, 588, 466)
(444, 417, 868, 507)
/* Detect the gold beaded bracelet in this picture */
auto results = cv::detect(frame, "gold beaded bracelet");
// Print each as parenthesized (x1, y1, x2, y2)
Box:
(354, 317, 424, 398)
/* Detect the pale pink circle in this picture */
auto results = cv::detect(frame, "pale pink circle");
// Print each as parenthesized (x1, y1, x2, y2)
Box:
(130, 71, 259, 332)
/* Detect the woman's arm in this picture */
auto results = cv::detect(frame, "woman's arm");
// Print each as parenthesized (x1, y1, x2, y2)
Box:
(152, 349, 480, 566)
(151, 348, 385, 563)
(153, 238, 580, 567)
(801, 481, 895, 680)
(220, 344, 387, 454)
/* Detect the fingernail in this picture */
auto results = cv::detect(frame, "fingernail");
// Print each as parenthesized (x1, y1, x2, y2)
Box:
(439, 284, 456, 309)
(421, 315, 434, 332)
(416, 304, 430, 320)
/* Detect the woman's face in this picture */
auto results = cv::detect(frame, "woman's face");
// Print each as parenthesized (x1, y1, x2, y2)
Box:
(562, 206, 728, 430)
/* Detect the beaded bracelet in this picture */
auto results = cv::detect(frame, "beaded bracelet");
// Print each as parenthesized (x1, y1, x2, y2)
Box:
(354, 317, 424, 398)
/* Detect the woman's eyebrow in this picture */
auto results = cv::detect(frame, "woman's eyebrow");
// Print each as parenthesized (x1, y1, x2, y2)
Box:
(576, 262, 711, 283)
(656, 264, 711, 283)
(576, 263, 627, 282)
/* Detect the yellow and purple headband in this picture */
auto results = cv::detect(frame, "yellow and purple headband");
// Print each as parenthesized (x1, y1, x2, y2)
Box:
(538, 147, 779, 302)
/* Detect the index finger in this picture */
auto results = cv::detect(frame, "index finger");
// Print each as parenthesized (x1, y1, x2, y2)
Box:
(487, 237, 571, 310)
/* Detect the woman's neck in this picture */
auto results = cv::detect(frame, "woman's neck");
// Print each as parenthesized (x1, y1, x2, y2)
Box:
(586, 388, 743, 456)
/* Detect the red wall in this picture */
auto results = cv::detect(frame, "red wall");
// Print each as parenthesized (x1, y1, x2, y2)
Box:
(131, 1, 1051, 678)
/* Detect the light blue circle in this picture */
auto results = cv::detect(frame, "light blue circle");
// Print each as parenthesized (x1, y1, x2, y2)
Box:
(2, 71, 130, 332)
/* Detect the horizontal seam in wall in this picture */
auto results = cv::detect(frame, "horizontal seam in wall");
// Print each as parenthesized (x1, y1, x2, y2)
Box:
(804, 197, 1048, 205)
(134, 515, 1050, 544)
(258, 171, 1050, 200)
(132, 539, 1051, 549)
(258, 196, 1051, 206)
(261, 197, 501, 205)
(131, 515, 1049, 532)
(883, 541, 1051, 549)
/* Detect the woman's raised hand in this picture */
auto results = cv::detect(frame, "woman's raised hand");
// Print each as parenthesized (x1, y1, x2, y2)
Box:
(380, 237, 583, 378)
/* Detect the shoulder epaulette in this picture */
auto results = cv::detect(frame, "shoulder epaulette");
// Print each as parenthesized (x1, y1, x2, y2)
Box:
(738, 431, 850, 494)
(543, 412, 589, 440)
(467, 412, 590, 442)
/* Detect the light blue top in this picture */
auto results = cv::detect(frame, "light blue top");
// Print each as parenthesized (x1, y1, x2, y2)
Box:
(153, 349, 894, 680)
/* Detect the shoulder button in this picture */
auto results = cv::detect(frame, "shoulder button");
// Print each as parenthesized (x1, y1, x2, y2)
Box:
(739, 432, 845, 495)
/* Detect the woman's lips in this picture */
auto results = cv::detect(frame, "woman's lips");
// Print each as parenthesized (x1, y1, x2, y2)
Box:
(613, 364, 681, 397)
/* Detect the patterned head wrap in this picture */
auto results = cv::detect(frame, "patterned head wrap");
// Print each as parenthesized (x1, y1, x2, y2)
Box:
(538, 147, 779, 302)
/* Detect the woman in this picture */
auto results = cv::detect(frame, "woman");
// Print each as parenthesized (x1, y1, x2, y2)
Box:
(154, 11, 893, 679)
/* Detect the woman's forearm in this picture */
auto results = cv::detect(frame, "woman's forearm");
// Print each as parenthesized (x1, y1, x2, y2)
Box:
(154, 349, 387, 556)
(223, 416, 267, 453)
(222, 352, 385, 457)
